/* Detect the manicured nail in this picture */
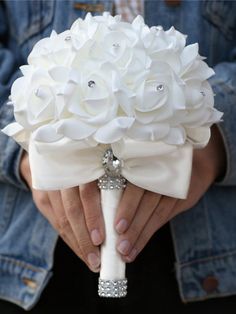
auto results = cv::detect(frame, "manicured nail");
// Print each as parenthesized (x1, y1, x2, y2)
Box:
(117, 240, 131, 255)
(88, 253, 100, 271)
(126, 248, 138, 262)
(116, 219, 128, 234)
(91, 229, 102, 245)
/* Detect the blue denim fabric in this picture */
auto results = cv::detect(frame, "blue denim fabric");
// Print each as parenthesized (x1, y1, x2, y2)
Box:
(0, 183, 58, 308)
(0, 0, 235, 310)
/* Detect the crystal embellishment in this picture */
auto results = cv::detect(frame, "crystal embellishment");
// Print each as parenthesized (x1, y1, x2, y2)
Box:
(34, 89, 40, 97)
(112, 43, 120, 48)
(156, 84, 164, 92)
(98, 278, 127, 297)
(88, 80, 96, 88)
(98, 148, 126, 190)
(65, 35, 71, 41)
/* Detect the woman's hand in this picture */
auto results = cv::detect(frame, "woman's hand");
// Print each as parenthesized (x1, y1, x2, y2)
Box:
(114, 125, 226, 262)
(19, 124, 226, 269)
(20, 152, 105, 272)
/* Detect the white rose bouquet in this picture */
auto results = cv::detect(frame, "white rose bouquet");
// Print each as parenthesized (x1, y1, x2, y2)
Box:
(2, 12, 222, 297)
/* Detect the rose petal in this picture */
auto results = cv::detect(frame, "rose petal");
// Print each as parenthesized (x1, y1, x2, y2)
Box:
(49, 67, 70, 82)
(128, 122, 170, 141)
(2, 122, 30, 150)
(186, 126, 211, 148)
(55, 118, 96, 140)
(32, 124, 64, 142)
(180, 43, 199, 68)
(164, 126, 186, 145)
(94, 117, 134, 143)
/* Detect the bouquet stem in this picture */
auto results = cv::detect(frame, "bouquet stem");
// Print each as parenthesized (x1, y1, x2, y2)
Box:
(98, 149, 127, 297)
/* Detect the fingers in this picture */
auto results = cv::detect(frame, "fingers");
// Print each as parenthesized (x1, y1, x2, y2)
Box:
(35, 189, 86, 266)
(61, 187, 101, 272)
(79, 182, 104, 246)
(47, 191, 85, 262)
(22, 154, 102, 272)
(118, 196, 177, 263)
(116, 191, 161, 256)
(32, 189, 57, 228)
(114, 183, 144, 234)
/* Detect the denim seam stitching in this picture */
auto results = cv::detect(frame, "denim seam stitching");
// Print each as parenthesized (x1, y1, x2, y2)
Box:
(0, 255, 45, 273)
(179, 249, 236, 268)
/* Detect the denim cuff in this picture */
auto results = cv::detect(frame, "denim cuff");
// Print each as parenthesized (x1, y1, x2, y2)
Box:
(209, 62, 236, 186)
(0, 255, 52, 311)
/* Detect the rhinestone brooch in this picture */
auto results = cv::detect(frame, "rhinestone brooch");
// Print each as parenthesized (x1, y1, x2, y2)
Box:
(98, 148, 126, 190)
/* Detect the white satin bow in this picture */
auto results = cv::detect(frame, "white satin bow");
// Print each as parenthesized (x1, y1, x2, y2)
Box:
(29, 136, 193, 199)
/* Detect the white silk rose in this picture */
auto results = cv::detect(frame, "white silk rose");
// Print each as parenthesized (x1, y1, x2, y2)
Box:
(3, 12, 222, 150)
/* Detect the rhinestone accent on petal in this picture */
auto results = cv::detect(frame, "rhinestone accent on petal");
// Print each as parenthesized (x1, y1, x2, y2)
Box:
(200, 91, 206, 96)
(88, 80, 96, 88)
(98, 278, 127, 298)
(156, 84, 164, 92)
(65, 35, 71, 41)
(112, 43, 120, 48)
(34, 89, 40, 97)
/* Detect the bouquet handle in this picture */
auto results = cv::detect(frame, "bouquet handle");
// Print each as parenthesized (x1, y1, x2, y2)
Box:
(98, 149, 127, 297)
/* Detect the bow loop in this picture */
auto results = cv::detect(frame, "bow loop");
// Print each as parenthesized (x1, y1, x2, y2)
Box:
(29, 137, 192, 199)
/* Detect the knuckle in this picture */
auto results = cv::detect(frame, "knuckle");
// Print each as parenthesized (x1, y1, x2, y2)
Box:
(153, 203, 166, 218)
(58, 229, 66, 238)
(33, 192, 49, 210)
(127, 223, 140, 241)
(79, 237, 93, 255)
(65, 202, 79, 218)
(52, 219, 60, 232)
(80, 184, 96, 202)
(58, 215, 70, 236)
(85, 212, 100, 228)
(140, 229, 151, 247)
(153, 207, 165, 222)
(153, 207, 169, 228)
(125, 198, 137, 211)
(58, 230, 67, 239)
(120, 201, 137, 219)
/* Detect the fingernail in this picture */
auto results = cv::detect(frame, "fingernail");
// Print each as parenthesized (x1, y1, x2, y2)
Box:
(126, 248, 138, 262)
(117, 240, 131, 255)
(88, 253, 100, 271)
(116, 219, 128, 234)
(91, 229, 102, 245)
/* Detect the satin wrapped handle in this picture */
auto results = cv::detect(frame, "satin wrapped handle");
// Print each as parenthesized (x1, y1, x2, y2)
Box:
(98, 149, 128, 297)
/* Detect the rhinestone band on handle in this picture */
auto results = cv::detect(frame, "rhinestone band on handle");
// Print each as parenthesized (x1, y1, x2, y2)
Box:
(98, 278, 127, 298)
(98, 148, 127, 298)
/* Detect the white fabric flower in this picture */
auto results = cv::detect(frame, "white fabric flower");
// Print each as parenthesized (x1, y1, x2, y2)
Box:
(3, 12, 222, 151)
(11, 65, 56, 129)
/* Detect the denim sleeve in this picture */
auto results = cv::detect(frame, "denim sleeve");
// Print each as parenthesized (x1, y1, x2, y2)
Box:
(0, 3, 27, 190)
(209, 61, 236, 186)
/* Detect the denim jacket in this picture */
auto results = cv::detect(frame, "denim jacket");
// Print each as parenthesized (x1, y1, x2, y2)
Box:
(0, 0, 236, 310)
